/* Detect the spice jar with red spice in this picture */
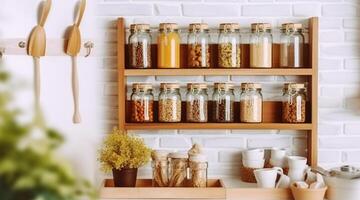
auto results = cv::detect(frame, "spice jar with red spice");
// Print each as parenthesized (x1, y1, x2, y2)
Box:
(131, 83, 154, 122)
(129, 24, 152, 69)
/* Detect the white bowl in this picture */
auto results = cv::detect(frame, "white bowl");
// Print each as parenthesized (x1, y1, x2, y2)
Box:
(243, 159, 265, 169)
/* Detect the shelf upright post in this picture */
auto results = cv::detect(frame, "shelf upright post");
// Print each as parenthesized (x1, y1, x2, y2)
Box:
(117, 17, 126, 132)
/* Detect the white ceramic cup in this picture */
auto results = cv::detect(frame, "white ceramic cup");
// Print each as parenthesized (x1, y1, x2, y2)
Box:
(288, 166, 310, 183)
(242, 149, 265, 160)
(254, 167, 284, 188)
(243, 159, 265, 168)
(287, 156, 307, 169)
(270, 157, 287, 168)
(305, 169, 317, 184)
(271, 148, 287, 160)
(276, 174, 291, 189)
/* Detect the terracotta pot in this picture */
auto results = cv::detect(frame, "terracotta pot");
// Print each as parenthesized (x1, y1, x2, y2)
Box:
(112, 168, 138, 187)
(291, 184, 327, 200)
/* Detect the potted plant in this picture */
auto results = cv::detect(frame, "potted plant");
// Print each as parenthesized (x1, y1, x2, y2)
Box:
(99, 128, 151, 187)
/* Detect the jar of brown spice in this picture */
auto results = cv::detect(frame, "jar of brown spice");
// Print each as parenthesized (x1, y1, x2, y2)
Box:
(186, 83, 208, 122)
(130, 83, 154, 122)
(187, 23, 211, 68)
(213, 83, 235, 123)
(282, 83, 306, 123)
(129, 24, 152, 69)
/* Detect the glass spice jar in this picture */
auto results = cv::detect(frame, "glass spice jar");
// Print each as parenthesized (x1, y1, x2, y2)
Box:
(187, 23, 211, 68)
(213, 83, 235, 123)
(130, 83, 154, 122)
(158, 23, 181, 68)
(280, 23, 305, 68)
(218, 23, 241, 68)
(189, 155, 208, 188)
(186, 83, 208, 122)
(151, 150, 170, 187)
(240, 83, 263, 123)
(158, 83, 182, 122)
(129, 24, 152, 68)
(282, 83, 306, 123)
(168, 152, 188, 187)
(250, 23, 273, 68)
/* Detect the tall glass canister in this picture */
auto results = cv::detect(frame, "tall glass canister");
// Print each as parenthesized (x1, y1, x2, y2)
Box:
(218, 23, 241, 68)
(280, 23, 305, 68)
(213, 83, 235, 123)
(158, 23, 181, 68)
(129, 24, 152, 68)
(250, 23, 273, 68)
(187, 23, 211, 68)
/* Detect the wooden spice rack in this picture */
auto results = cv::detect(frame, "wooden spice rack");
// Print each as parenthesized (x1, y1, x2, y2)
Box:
(111, 17, 319, 199)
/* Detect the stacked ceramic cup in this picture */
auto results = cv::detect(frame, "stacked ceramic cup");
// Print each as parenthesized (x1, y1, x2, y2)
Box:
(270, 148, 288, 168)
(287, 156, 310, 183)
(242, 149, 265, 168)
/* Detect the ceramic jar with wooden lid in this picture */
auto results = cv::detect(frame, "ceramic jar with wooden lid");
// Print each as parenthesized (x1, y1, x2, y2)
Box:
(250, 23, 273, 68)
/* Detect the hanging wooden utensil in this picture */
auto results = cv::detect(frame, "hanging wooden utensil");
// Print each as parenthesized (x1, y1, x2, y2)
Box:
(27, 0, 52, 127)
(65, 0, 86, 123)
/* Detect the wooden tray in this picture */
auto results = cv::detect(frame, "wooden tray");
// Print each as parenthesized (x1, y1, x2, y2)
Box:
(100, 179, 226, 199)
(227, 188, 293, 200)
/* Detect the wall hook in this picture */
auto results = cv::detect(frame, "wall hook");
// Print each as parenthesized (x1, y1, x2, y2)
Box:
(18, 41, 27, 48)
(0, 48, 5, 59)
(84, 41, 94, 57)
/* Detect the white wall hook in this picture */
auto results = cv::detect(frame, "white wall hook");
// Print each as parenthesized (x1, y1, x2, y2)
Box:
(0, 48, 5, 58)
(84, 41, 94, 57)
(18, 41, 27, 48)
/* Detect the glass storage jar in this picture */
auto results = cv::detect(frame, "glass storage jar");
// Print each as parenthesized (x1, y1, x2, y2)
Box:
(218, 23, 241, 68)
(151, 150, 170, 187)
(250, 23, 273, 68)
(129, 24, 152, 69)
(168, 152, 188, 187)
(158, 23, 181, 68)
(282, 83, 306, 123)
(187, 23, 211, 68)
(130, 83, 154, 122)
(158, 83, 182, 122)
(186, 83, 208, 122)
(280, 23, 305, 68)
(213, 83, 235, 123)
(240, 83, 263, 123)
(189, 155, 208, 188)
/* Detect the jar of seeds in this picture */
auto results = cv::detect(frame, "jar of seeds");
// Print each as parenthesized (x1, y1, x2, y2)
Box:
(129, 24, 152, 68)
(130, 83, 154, 122)
(218, 23, 241, 68)
(151, 150, 170, 187)
(187, 23, 211, 68)
(213, 83, 235, 123)
(186, 83, 208, 122)
(282, 83, 306, 123)
(280, 23, 305, 68)
(158, 83, 182, 122)
(250, 23, 273, 68)
(189, 154, 208, 188)
(240, 83, 263, 123)
(168, 152, 188, 187)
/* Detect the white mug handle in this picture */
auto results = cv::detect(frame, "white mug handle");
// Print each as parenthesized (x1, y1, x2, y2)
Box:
(273, 167, 284, 188)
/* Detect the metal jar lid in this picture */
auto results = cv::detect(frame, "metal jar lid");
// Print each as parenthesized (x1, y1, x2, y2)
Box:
(241, 83, 262, 90)
(160, 83, 180, 89)
(251, 23, 272, 33)
(219, 23, 240, 32)
(132, 83, 153, 90)
(214, 83, 235, 90)
(159, 23, 178, 31)
(130, 24, 150, 33)
(187, 83, 208, 90)
(281, 23, 303, 32)
(189, 23, 209, 32)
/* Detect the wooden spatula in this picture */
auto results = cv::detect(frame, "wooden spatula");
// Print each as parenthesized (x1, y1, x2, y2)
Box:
(27, 0, 52, 127)
(66, 0, 86, 124)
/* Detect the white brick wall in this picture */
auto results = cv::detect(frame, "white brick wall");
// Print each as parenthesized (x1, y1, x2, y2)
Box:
(96, 0, 360, 174)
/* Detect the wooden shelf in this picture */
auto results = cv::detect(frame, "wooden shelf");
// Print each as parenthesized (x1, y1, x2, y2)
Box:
(124, 68, 313, 76)
(124, 123, 312, 130)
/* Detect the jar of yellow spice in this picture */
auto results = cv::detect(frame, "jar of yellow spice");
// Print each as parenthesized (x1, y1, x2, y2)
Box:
(157, 23, 181, 68)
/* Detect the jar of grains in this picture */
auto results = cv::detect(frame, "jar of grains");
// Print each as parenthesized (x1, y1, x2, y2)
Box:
(158, 23, 181, 68)
(158, 83, 182, 122)
(168, 152, 188, 187)
(189, 155, 208, 188)
(213, 83, 235, 123)
(240, 83, 263, 123)
(218, 23, 241, 68)
(129, 24, 152, 68)
(250, 23, 273, 68)
(186, 83, 208, 122)
(187, 23, 211, 68)
(130, 83, 154, 122)
(151, 150, 170, 187)
(280, 23, 305, 68)
(282, 83, 306, 123)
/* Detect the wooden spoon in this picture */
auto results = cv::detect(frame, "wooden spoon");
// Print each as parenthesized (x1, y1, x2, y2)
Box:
(66, 0, 86, 123)
(27, 0, 52, 127)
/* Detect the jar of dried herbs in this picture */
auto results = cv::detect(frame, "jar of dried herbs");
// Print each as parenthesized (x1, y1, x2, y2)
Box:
(151, 150, 170, 187)
(240, 83, 263, 123)
(186, 83, 208, 122)
(158, 83, 182, 122)
(168, 152, 188, 187)
(280, 23, 305, 68)
(218, 23, 241, 68)
(187, 23, 211, 68)
(250, 23, 272, 68)
(129, 24, 152, 68)
(282, 83, 306, 123)
(189, 154, 208, 188)
(130, 83, 154, 122)
(213, 83, 235, 123)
